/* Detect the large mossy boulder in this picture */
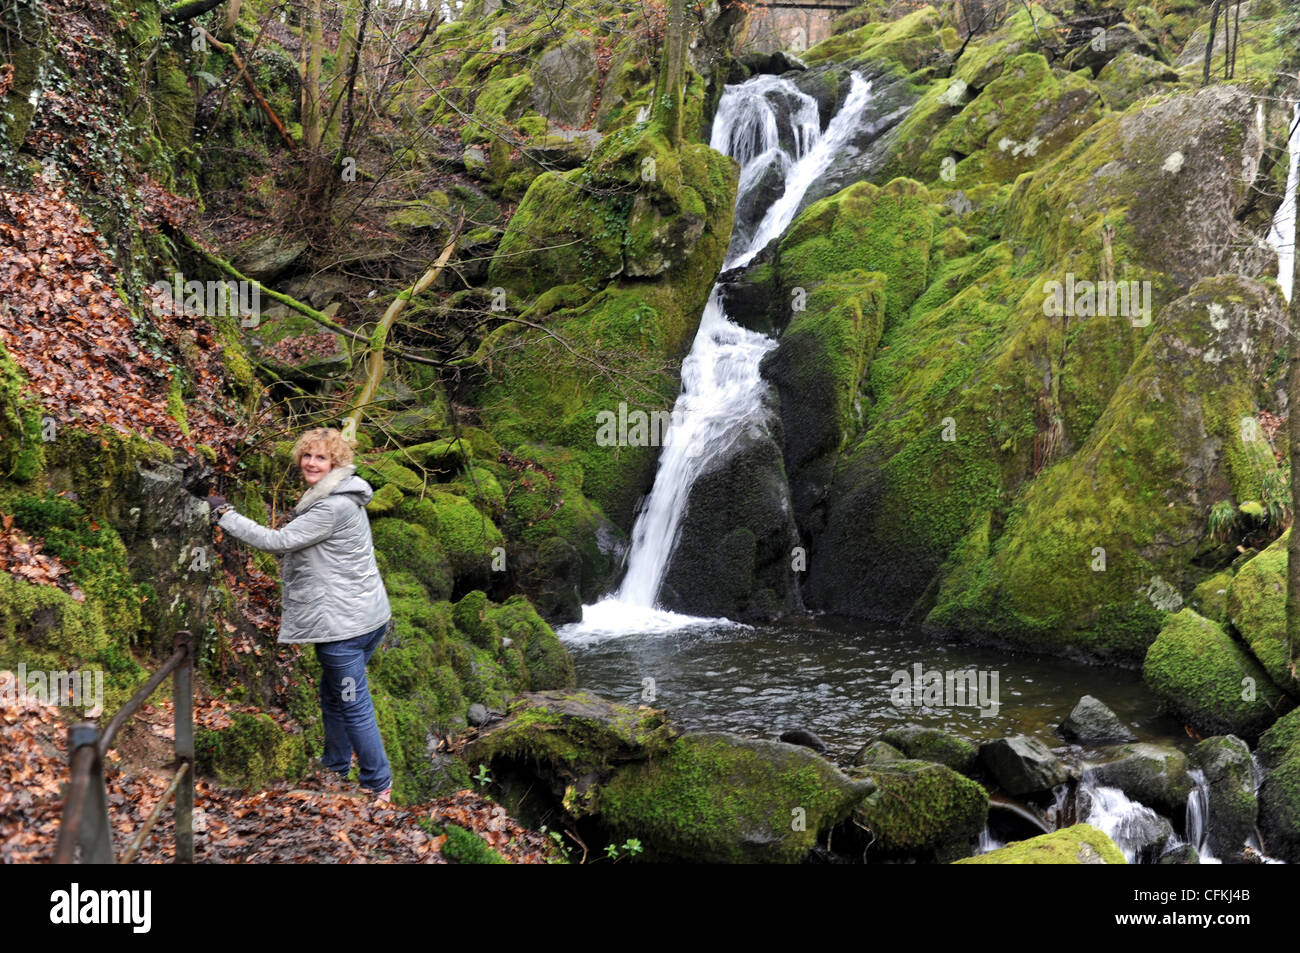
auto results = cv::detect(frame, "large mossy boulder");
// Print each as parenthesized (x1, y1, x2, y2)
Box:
(762, 271, 887, 529)
(598, 732, 874, 863)
(477, 128, 737, 531)
(927, 275, 1288, 662)
(529, 35, 599, 127)
(1225, 532, 1299, 696)
(1144, 609, 1290, 739)
(955, 823, 1127, 864)
(843, 758, 988, 861)
(461, 690, 675, 822)
(1256, 708, 1300, 863)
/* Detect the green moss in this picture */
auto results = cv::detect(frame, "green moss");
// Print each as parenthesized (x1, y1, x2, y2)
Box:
(850, 759, 987, 859)
(365, 482, 404, 517)
(7, 492, 142, 637)
(487, 168, 629, 295)
(1143, 609, 1288, 737)
(954, 823, 1127, 864)
(803, 5, 945, 73)
(1225, 531, 1297, 693)
(441, 823, 509, 863)
(195, 711, 310, 791)
(779, 177, 935, 330)
(0, 340, 46, 483)
(372, 518, 453, 601)
(928, 277, 1287, 662)
(464, 691, 677, 778)
(1192, 569, 1235, 623)
(598, 732, 870, 863)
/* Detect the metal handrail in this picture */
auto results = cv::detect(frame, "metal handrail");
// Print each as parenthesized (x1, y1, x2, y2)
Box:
(53, 629, 195, 864)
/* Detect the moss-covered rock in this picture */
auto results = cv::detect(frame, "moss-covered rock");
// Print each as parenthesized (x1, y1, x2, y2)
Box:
(196, 711, 310, 791)
(372, 518, 453, 602)
(1191, 734, 1257, 859)
(954, 823, 1127, 864)
(463, 690, 676, 780)
(880, 724, 978, 774)
(1226, 531, 1298, 695)
(802, 5, 946, 74)
(1143, 609, 1290, 738)
(599, 732, 874, 863)
(844, 758, 988, 861)
(1094, 50, 1182, 111)
(1257, 708, 1300, 862)
(1192, 569, 1234, 624)
(928, 276, 1288, 662)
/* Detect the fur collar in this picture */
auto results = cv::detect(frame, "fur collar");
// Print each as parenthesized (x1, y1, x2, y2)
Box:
(294, 464, 357, 514)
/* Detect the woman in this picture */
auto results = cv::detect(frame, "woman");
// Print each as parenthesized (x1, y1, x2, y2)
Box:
(206, 427, 394, 802)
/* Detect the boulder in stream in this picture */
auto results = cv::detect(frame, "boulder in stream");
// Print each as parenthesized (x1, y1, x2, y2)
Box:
(1087, 743, 1191, 817)
(842, 759, 988, 862)
(1059, 695, 1136, 744)
(881, 724, 978, 774)
(955, 824, 1127, 864)
(979, 735, 1069, 795)
(599, 732, 874, 863)
(1191, 735, 1257, 859)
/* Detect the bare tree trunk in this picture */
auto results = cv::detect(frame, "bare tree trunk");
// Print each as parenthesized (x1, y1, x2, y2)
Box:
(1203, 0, 1222, 85)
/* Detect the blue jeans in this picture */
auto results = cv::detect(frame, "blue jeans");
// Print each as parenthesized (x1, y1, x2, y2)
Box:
(315, 620, 392, 792)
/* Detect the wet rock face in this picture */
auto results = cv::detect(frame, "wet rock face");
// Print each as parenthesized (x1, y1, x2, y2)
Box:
(979, 735, 1070, 795)
(656, 412, 801, 622)
(790, 64, 917, 212)
(1059, 695, 1137, 743)
(1192, 735, 1258, 859)
(1087, 743, 1192, 817)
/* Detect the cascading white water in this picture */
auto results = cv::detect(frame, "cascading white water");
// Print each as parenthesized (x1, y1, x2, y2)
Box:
(1184, 767, 1218, 863)
(565, 72, 874, 638)
(1267, 102, 1300, 302)
(1078, 775, 1173, 864)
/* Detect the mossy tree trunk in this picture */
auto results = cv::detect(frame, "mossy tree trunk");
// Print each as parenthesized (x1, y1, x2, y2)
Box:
(301, 0, 324, 152)
(1290, 239, 1300, 686)
(652, 0, 687, 147)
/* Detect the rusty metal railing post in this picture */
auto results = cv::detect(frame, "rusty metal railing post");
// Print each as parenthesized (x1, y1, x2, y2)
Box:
(173, 629, 194, 863)
(54, 722, 114, 864)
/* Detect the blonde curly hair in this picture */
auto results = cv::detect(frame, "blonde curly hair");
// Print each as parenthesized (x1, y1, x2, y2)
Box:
(291, 427, 355, 471)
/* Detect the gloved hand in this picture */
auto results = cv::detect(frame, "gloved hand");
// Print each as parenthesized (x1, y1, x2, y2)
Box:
(205, 494, 232, 523)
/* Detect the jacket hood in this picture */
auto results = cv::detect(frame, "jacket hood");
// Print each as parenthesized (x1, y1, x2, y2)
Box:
(294, 464, 373, 512)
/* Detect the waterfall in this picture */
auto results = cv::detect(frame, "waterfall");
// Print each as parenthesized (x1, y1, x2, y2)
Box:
(1077, 774, 1173, 864)
(1267, 101, 1300, 302)
(566, 72, 875, 637)
(1184, 768, 1217, 863)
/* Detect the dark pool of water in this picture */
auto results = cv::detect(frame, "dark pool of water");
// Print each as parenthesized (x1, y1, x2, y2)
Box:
(562, 613, 1187, 759)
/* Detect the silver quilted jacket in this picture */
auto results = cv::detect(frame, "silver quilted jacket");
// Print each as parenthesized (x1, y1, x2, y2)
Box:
(217, 464, 392, 644)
